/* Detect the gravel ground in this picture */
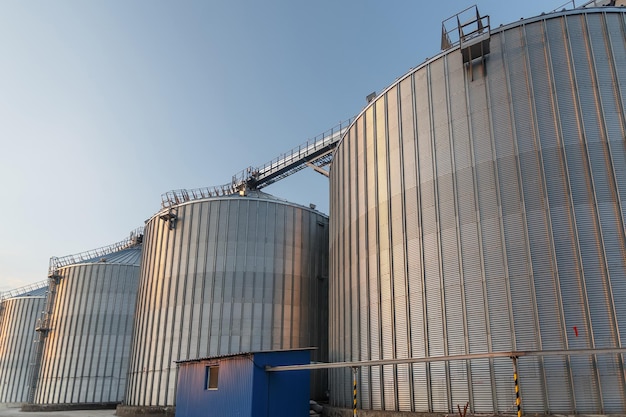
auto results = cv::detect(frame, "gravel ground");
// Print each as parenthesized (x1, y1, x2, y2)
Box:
(0, 407, 116, 417)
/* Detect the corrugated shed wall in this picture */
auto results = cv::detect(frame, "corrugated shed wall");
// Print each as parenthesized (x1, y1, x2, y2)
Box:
(0, 296, 45, 403)
(329, 8, 626, 414)
(33, 257, 140, 404)
(124, 195, 329, 408)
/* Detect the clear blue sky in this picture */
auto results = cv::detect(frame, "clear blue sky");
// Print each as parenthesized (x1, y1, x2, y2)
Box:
(0, 0, 555, 291)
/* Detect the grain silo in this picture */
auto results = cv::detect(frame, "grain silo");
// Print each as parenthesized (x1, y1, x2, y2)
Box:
(329, 5, 626, 415)
(121, 190, 328, 414)
(0, 282, 47, 405)
(29, 230, 143, 408)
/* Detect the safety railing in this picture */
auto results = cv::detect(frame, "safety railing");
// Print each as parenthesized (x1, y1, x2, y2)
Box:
(161, 118, 354, 209)
(0, 279, 48, 302)
(48, 226, 144, 275)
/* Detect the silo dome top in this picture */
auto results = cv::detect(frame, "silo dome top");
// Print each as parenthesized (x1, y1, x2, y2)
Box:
(78, 245, 142, 266)
(49, 228, 144, 274)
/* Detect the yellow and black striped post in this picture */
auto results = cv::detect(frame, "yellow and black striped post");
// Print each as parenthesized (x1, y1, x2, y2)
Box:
(511, 356, 521, 417)
(352, 367, 358, 417)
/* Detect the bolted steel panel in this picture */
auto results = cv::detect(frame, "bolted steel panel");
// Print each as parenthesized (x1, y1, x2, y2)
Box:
(0, 295, 46, 404)
(124, 192, 329, 408)
(32, 247, 141, 405)
(329, 8, 626, 415)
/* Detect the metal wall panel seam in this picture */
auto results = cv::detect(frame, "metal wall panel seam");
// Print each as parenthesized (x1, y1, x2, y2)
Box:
(416, 67, 432, 413)
(447, 52, 475, 413)
(393, 79, 412, 412)
(109, 266, 125, 402)
(563, 14, 606, 410)
(580, 12, 621, 351)
(535, 18, 576, 410)
(363, 111, 373, 409)
(347, 123, 355, 368)
(242, 200, 251, 352)
(561, 14, 600, 360)
(387, 90, 402, 410)
(110, 267, 125, 401)
(342, 125, 349, 378)
(197, 200, 210, 356)
(588, 12, 626, 364)
(462, 38, 496, 412)
(93, 265, 108, 402)
(372, 99, 385, 409)
(500, 21, 542, 365)
(483, 32, 517, 369)
(153, 219, 169, 405)
(121, 266, 139, 400)
(90, 265, 108, 402)
(144, 220, 161, 405)
(440, 54, 455, 413)
(580, 13, 624, 409)
(431, 60, 450, 411)
(520, 25, 555, 412)
(601, 13, 626, 368)
(478, 35, 515, 409)
(67, 267, 86, 403)
(216, 202, 228, 356)
(191, 203, 204, 358)
(379, 93, 394, 409)
(229, 200, 239, 352)
(356, 119, 370, 409)
(397, 76, 417, 412)
(344, 134, 351, 404)
(142, 221, 158, 405)
(547, 15, 600, 411)
(252, 198, 261, 354)
(208, 202, 220, 355)
(152, 218, 169, 405)
(168, 204, 186, 402)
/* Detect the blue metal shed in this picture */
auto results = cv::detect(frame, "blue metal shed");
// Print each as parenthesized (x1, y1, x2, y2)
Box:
(175, 349, 312, 417)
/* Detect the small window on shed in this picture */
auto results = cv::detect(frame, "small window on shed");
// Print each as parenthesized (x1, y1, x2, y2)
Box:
(205, 365, 219, 390)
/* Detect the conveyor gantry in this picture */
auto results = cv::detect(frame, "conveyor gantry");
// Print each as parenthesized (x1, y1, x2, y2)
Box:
(161, 118, 354, 208)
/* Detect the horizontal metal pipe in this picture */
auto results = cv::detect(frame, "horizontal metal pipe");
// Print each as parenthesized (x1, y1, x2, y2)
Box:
(266, 348, 626, 371)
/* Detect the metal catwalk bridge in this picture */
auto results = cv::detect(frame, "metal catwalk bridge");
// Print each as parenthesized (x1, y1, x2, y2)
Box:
(161, 118, 354, 208)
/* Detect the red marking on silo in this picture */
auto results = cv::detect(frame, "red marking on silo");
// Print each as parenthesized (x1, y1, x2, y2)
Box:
(573, 326, 579, 337)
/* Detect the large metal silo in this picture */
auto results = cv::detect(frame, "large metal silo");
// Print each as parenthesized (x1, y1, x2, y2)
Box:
(30, 232, 142, 407)
(0, 283, 47, 405)
(329, 6, 626, 415)
(122, 191, 328, 413)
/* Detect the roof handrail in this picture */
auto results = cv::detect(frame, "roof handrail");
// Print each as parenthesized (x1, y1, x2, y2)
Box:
(48, 227, 144, 275)
(161, 118, 355, 209)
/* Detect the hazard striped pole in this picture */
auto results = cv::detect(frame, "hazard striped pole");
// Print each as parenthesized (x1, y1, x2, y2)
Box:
(511, 356, 521, 417)
(352, 367, 358, 417)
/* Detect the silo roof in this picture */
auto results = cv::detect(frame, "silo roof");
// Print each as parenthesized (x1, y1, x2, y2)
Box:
(16, 286, 48, 297)
(75, 245, 142, 267)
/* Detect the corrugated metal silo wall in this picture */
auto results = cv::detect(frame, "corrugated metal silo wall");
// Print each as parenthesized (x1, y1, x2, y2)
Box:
(0, 296, 46, 403)
(329, 8, 626, 415)
(124, 196, 329, 408)
(33, 262, 140, 404)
